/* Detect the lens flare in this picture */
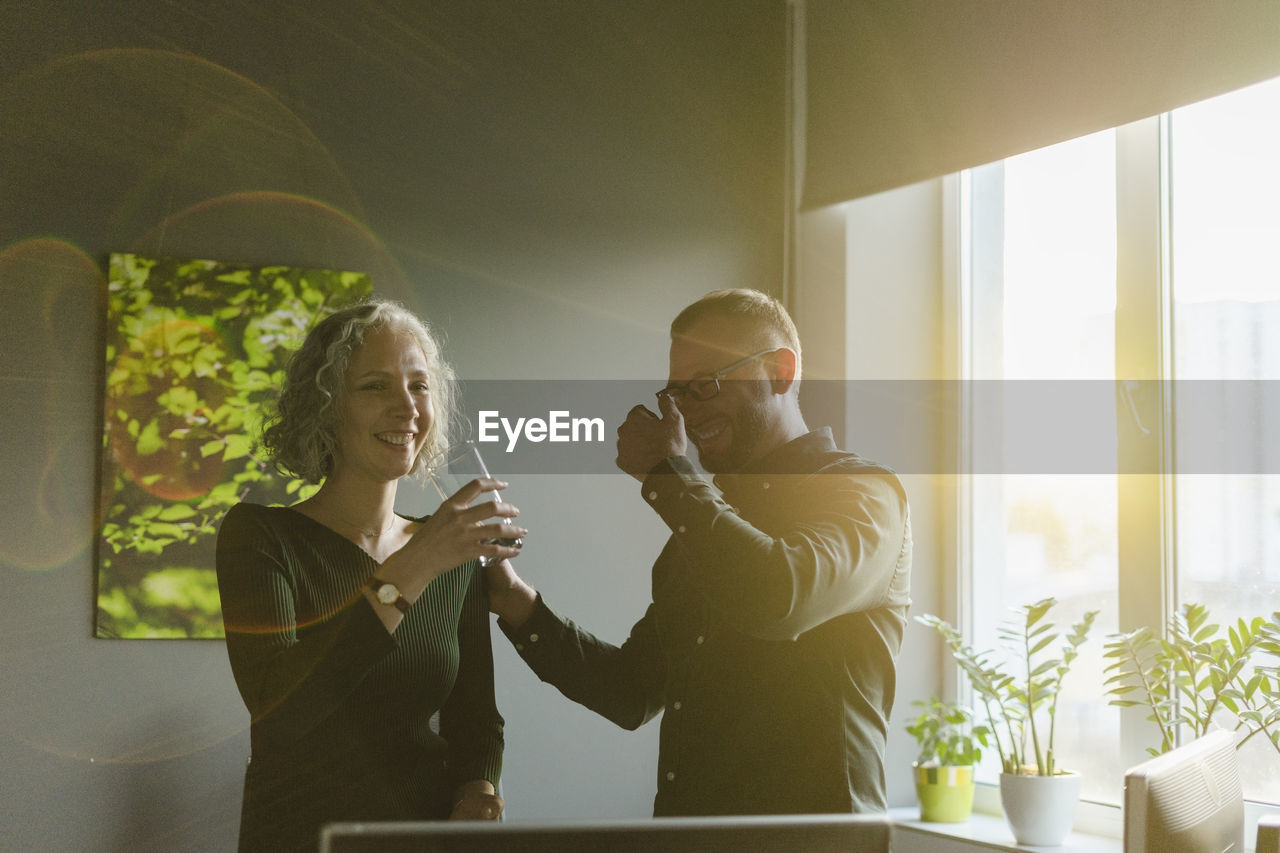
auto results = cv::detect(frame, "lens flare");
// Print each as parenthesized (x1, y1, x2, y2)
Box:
(0, 239, 102, 573)
(131, 190, 408, 297)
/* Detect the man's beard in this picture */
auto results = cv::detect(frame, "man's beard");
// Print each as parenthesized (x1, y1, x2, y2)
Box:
(695, 385, 771, 474)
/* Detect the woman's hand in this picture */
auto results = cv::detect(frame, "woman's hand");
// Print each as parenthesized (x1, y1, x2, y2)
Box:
(390, 477, 527, 583)
(449, 780, 504, 821)
(366, 478, 526, 634)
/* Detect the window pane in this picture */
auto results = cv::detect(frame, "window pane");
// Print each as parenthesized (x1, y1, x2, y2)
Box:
(1170, 76, 1280, 805)
(968, 129, 1122, 803)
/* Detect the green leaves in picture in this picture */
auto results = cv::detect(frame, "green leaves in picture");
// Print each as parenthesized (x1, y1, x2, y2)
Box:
(1104, 603, 1280, 758)
(97, 253, 371, 639)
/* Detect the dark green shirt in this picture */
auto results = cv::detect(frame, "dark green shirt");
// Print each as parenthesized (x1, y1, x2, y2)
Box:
(217, 503, 503, 852)
(500, 428, 911, 816)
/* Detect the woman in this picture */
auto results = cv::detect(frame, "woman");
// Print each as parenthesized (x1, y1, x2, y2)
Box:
(216, 298, 526, 852)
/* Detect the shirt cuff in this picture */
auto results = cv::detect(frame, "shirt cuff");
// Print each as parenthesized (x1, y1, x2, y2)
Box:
(640, 454, 701, 503)
(497, 593, 562, 658)
(640, 455, 727, 535)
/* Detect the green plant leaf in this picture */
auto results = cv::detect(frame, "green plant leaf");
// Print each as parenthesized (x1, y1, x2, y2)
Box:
(222, 433, 253, 461)
(1030, 635, 1055, 656)
(135, 419, 164, 456)
(156, 504, 197, 521)
(1030, 659, 1059, 677)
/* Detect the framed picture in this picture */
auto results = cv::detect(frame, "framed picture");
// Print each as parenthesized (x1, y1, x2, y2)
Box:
(96, 253, 371, 638)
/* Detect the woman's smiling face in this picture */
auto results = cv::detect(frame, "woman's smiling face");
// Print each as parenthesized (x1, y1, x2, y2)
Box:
(331, 324, 434, 484)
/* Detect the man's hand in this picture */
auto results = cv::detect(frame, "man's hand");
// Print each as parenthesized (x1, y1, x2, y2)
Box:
(616, 394, 687, 481)
(484, 558, 537, 629)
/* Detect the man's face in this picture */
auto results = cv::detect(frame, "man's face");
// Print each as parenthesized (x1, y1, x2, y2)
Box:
(666, 316, 776, 474)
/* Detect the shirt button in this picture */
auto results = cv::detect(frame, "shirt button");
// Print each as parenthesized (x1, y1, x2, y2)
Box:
(761, 481, 770, 489)
(515, 644, 524, 652)
(648, 491, 658, 501)
(677, 525, 686, 533)
(695, 636, 705, 645)
(529, 633, 539, 642)
(672, 700, 682, 710)
(666, 771, 676, 782)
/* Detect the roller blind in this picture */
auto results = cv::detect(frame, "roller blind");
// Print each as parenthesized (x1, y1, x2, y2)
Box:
(801, 0, 1280, 209)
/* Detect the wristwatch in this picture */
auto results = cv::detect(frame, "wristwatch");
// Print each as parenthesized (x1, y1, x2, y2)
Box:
(368, 578, 411, 614)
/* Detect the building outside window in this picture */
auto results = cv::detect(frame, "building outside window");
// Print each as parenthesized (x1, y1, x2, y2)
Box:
(959, 75, 1280, 809)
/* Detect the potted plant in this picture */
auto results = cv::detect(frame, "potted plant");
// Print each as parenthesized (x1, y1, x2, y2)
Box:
(906, 696, 989, 822)
(918, 597, 1098, 846)
(1104, 602, 1280, 758)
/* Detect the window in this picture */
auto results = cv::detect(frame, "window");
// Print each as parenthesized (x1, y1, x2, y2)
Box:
(966, 129, 1122, 804)
(959, 76, 1280, 808)
(1168, 76, 1280, 802)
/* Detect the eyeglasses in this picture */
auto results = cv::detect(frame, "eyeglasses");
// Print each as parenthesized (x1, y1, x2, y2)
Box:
(656, 348, 780, 405)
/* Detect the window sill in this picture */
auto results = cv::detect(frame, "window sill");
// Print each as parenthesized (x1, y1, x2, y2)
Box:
(889, 808, 1119, 853)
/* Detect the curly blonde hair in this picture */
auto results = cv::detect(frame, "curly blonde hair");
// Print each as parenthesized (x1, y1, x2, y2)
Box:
(262, 298, 457, 483)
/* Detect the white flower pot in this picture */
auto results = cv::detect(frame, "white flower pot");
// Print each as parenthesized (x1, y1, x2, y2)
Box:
(999, 771, 1082, 847)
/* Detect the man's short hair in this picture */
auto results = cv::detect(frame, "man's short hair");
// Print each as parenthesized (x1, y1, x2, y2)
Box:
(670, 288, 802, 382)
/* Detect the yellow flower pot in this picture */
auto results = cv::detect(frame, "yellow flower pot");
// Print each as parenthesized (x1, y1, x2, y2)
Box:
(914, 763, 976, 823)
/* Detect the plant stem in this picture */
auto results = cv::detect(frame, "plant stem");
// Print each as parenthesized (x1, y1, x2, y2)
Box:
(980, 696, 1010, 772)
(1237, 721, 1280, 757)
(1024, 629, 1045, 775)
(1126, 643, 1175, 751)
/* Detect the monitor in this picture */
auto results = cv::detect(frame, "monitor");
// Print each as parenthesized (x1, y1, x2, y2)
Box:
(320, 813, 891, 853)
(1123, 729, 1244, 853)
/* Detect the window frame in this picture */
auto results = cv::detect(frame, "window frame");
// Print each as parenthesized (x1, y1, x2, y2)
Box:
(947, 113, 1276, 832)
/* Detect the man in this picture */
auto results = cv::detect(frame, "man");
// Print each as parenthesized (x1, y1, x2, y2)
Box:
(485, 288, 911, 815)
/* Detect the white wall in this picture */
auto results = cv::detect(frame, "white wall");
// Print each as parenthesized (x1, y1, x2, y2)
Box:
(0, 3, 788, 849)
(792, 178, 953, 808)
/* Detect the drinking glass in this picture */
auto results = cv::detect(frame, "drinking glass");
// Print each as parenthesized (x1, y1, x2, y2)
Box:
(425, 439, 522, 567)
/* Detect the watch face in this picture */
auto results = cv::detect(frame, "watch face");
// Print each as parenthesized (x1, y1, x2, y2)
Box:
(376, 583, 399, 604)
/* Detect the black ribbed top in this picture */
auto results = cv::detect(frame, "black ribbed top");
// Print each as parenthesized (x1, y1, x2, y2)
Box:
(216, 502, 503, 853)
